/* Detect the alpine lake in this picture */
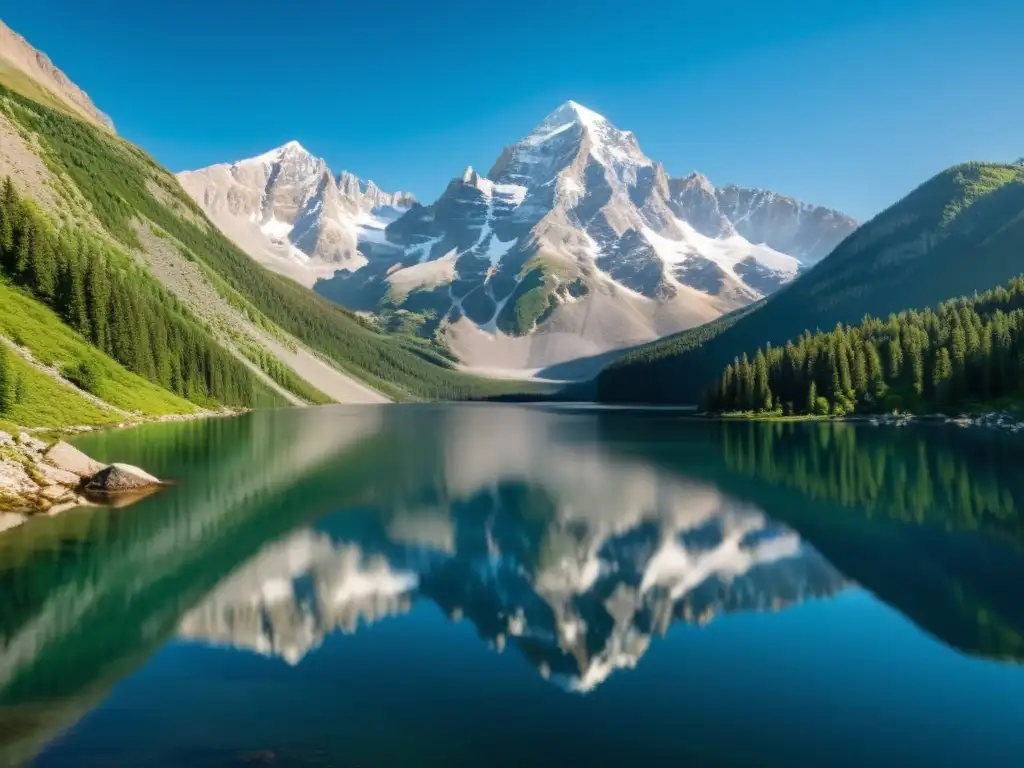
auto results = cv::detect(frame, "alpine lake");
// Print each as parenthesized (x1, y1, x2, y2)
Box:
(1, 404, 1022, 767)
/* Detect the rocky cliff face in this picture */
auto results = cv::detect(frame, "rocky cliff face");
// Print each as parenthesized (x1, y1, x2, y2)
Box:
(670, 173, 856, 265)
(0, 19, 114, 130)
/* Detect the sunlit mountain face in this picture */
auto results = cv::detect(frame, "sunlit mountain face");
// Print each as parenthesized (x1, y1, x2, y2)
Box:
(177, 408, 846, 691)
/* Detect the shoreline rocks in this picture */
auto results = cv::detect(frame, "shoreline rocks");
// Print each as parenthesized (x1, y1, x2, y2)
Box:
(862, 410, 1024, 434)
(0, 433, 164, 534)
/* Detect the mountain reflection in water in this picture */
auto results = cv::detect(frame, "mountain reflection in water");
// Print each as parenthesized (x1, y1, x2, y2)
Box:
(179, 483, 844, 690)
(2, 405, 1024, 767)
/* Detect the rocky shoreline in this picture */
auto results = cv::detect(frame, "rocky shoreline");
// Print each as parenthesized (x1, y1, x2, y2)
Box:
(853, 411, 1024, 434)
(712, 409, 1024, 434)
(0, 431, 164, 534)
(31, 405, 248, 437)
(1, 407, 249, 534)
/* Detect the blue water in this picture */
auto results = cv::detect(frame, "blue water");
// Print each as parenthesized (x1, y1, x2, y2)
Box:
(39, 591, 1024, 767)
(2, 406, 1023, 766)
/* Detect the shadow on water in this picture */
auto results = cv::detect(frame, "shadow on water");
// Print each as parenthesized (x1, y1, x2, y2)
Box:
(0, 405, 1022, 765)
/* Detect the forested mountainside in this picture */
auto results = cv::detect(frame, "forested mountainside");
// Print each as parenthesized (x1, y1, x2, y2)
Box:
(0, 77, 539, 425)
(0, 179, 272, 410)
(597, 162, 1024, 404)
(703, 275, 1024, 416)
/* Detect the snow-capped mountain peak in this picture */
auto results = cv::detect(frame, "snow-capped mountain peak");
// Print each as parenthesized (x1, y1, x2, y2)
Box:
(542, 100, 639, 151)
(308, 100, 857, 374)
(679, 171, 715, 193)
(563, 99, 601, 122)
(461, 165, 484, 186)
(246, 140, 313, 166)
(492, 100, 651, 192)
(180, 101, 858, 375)
(562, 100, 652, 171)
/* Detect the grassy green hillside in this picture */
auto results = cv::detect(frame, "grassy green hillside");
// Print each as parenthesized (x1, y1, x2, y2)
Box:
(598, 162, 1024, 404)
(0, 345, 120, 429)
(0, 83, 540, 403)
(0, 178, 281, 409)
(0, 281, 198, 417)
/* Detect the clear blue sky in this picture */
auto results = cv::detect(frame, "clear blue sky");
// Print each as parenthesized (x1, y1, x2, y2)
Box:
(4, 0, 1023, 219)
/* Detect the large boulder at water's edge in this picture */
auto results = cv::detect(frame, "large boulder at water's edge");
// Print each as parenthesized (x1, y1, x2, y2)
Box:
(85, 463, 162, 493)
(45, 441, 107, 478)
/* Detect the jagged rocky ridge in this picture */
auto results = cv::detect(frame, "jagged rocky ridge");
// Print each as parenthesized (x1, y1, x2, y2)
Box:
(669, 172, 857, 267)
(183, 102, 856, 375)
(177, 142, 415, 286)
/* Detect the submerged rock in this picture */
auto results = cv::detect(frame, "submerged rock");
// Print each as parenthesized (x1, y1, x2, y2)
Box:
(85, 463, 162, 493)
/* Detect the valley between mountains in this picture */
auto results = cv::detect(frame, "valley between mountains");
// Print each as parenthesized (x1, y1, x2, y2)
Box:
(0, 11, 1022, 449)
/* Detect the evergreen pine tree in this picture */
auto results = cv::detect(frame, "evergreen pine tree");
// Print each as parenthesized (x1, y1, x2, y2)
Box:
(753, 350, 771, 411)
(0, 345, 13, 415)
(86, 250, 110, 351)
(852, 343, 868, 395)
(932, 348, 952, 402)
(887, 337, 903, 380)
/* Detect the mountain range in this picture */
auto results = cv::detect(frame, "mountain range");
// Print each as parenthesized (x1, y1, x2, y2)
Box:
(181, 101, 857, 376)
(598, 161, 1024, 403)
(2, 15, 1021, 418)
(177, 142, 416, 286)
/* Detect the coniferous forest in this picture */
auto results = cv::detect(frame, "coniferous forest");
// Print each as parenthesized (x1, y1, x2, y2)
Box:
(0, 177, 268, 409)
(702, 276, 1024, 416)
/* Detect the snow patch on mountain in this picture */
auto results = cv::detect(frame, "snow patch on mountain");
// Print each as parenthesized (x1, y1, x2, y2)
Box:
(642, 220, 800, 283)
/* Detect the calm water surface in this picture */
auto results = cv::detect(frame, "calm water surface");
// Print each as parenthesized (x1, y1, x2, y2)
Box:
(2, 405, 1023, 766)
